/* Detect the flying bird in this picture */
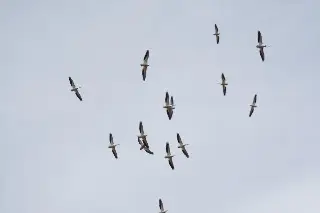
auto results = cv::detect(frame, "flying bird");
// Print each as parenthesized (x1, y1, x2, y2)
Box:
(159, 199, 168, 213)
(163, 92, 175, 120)
(177, 133, 190, 158)
(108, 133, 120, 159)
(165, 142, 175, 170)
(140, 50, 150, 81)
(138, 138, 154, 155)
(218, 73, 228, 96)
(249, 94, 258, 117)
(256, 31, 269, 61)
(68, 77, 82, 101)
(213, 24, 220, 44)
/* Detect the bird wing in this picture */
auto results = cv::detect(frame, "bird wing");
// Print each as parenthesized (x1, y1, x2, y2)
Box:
(142, 138, 149, 149)
(223, 86, 227, 96)
(177, 133, 182, 144)
(112, 148, 118, 159)
(170, 96, 174, 106)
(166, 142, 171, 155)
(109, 133, 113, 144)
(159, 199, 164, 211)
(169, 158, 175, 170)
(216, 35, 219, 44)
(253, 94, 257, 104)
(259, 48, 265, 61)
(167, 109, 173, 120)
(69, 77, 75, 87)
(139, 121, 144, 134)
(258, 31, 262, 44)
(142, 68, 147, 81)
(221, 73, 225, 81)
(143, 50, 149, 63)
(75, 90, 82, 101)
(182, 148, 189, 158)
(215, 24, 218, 33)
(145, 148, 154, 155)
(165, 92, 169, 105)
(249, 107, 254, 117)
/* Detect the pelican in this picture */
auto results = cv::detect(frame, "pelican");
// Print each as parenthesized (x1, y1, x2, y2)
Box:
(68, 77, 82, 101)
(218, 73, 228, 96)
(163, 92, 175, 120)
(249, 94, 258, 117)
(213, 24, 220, 44)
(138, 121, 147, 141)
(140, 50, 149, 81)
(138, 138, 154, 155)
(256, 31, 269, 61)
(108, 133, 120, 159)
(159, 199, 168, 213)
(165, 142, 175, 170)
(177, 133, 190, 158)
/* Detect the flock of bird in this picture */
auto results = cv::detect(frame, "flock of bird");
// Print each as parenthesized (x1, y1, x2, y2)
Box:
(67, 23, 269, 211)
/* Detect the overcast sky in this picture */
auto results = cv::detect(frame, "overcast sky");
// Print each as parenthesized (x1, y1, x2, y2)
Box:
(1, 0, 320, 213)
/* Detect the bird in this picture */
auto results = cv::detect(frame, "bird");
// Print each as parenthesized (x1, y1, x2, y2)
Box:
(249, 94, 258, 117)
(140, 50, 150, 81)
(163, 92, 175, 120)
(256, 31, 269, 61)
(138, 121, 148, 142)
(218, 73, 228, 96)
(108, 133, 120, 159)
(165, 142, 175, 170)
(138, 138, 154, 155)
(213, 24, 220, 44)
(177, 133, 190, 158)
(68, 77, 82, 101)
(159, 199, 168, 213)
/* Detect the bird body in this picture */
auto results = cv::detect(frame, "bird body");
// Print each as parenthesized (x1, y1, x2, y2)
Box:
(68, 77, 83, 101)
(164, 92, 175, 120)
(249, 94, 258, 117)
(141, 50, 150, 81)
(108, 133, 120, 159)
(213, 24, 220, 44)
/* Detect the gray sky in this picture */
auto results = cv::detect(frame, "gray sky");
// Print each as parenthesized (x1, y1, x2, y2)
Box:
(1, 0, 320, 213)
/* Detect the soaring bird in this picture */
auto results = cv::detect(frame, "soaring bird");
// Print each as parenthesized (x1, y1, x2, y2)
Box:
(213, 24, 220, 44)
(159, 199, 168, 213)
(138, 138, 154, 155)
(108, 133, 120, 159)
(140, 50, 150, 81)
(68, 77, 82, 101)
(256, 31, 269, 61)
(177, 133, 190, 158)
(165, 142, 175, 170)
(249, 94, 258, 117)
(163, 92, 175, 120)
(218, 73, 228, 96)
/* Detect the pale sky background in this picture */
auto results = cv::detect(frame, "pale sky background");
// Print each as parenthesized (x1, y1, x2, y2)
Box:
(1, 0, 320, 213)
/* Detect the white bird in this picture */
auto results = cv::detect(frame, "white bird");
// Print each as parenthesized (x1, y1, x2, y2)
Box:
(108, 133, 120, 159)
(165, 142, 175, 170)
(138, 138, 154, 155)
(249, 94, 258, 117)
(218, 73, 228, 96)
(163, 92, 175, 120)
(177, 133, 190, 158)
(68, 77, 82, 101)
(159, 199, 168, 213)
(140, 50, 150, 81)
(213, 24, 220, 44)
(256, 31, 269, 62)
